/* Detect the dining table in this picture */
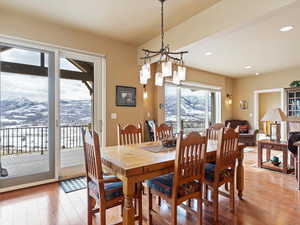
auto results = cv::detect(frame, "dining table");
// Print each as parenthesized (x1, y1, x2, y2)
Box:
(100, 140, 246, 225)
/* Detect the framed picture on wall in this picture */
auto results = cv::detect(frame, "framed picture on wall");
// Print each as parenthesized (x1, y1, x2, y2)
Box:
(116, 86, 136, 107)
(240, 100, 248, 110)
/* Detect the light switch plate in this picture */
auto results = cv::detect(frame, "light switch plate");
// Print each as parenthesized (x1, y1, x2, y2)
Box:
(111, 113, 117, 119)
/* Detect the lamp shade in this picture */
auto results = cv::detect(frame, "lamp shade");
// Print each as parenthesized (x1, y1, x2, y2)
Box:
(161, 61, 172, 77)
(139, 70, 148, 84)
(261, 108, 287, 122)
(155, 72, 163, 86)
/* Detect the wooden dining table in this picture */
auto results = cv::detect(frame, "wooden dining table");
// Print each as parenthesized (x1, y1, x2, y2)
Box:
(101, 141, 246, 225)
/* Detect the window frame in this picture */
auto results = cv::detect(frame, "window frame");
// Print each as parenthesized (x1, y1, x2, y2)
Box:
(164, 82, 222, 133)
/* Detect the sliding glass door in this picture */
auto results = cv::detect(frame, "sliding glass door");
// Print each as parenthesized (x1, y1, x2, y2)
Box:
(0, 44, 56, 188)
(0, 38, 104, 189)
(165, 84, 220, 134)
(58, 51, 99, 179)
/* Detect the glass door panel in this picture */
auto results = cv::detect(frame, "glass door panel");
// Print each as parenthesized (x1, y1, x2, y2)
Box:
(164, 84, 218, 135)
(0, 44, 55, 188)
(180, 87, 209, 134)
(59, 54, 94, 178)
(165, 85, 178, 131)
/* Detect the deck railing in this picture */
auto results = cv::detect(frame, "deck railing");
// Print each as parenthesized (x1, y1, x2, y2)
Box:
(166, 119, 207, 134)
(0, 125, 88, 155)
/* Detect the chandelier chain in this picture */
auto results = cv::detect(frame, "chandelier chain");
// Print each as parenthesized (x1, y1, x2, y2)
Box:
(161, 0, 164, 50)
(140, 0, 188, 63)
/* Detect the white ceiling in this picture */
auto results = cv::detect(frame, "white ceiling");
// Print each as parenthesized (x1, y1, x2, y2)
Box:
(0, 0, 220, 46)
(181, 1, 300, 77)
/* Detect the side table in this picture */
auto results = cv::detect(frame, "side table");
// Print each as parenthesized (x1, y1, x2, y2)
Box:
(257, 139, 291, 174)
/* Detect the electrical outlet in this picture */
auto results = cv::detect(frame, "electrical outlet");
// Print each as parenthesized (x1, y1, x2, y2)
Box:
(111, 113, 117, 119)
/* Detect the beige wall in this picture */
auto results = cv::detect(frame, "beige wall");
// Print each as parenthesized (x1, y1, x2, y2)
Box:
(259, 92, 281, 130)
(153, 66, 234, 124)
(232, 66, 300, 128)
(0, 9, 154, 146)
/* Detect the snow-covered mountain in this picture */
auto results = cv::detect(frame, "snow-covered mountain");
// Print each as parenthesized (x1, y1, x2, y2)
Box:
(165, 95, 210, 122)
(0, 97, 91, 127)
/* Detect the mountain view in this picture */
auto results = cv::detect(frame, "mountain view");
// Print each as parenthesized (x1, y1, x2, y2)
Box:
(0, 97, 91, 128)
(165, 94, 211, 122)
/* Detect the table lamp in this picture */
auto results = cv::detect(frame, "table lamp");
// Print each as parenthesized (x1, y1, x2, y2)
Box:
(261, 108, 287, 142)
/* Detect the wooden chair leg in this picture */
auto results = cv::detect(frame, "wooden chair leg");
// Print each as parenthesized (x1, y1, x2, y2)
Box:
(224, 182, 229, 192)
(147, 187, 153, 225)
(99, 208, 106, 225)
(87, 196, 93, 225)
(121, 202, 124, 217)
(134, 198, 137, 214)
(197, 190, 203, 225)
(138, 194, 143, 225)
(212, 187, 219, 224)
(230, 179, 235, 212)
(171, 204, 177, 225)
(158, 196, 161, 206)
(204, 184, 208, 201)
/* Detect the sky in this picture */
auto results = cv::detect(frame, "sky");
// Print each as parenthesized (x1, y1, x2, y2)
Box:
(0, 47, 91, 102)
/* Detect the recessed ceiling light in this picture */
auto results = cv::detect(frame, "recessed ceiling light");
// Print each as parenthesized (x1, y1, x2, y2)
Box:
(255, 72, 260, 75)
(205, 52, 212, 56)
(244, 65, 252, 69)
(280, 26, 294, 32)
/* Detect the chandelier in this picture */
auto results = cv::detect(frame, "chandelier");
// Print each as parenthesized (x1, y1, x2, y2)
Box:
(139, 0, 188, 86)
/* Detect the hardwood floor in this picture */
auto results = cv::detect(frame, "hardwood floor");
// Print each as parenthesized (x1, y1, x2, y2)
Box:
(0, 148, 300, 225)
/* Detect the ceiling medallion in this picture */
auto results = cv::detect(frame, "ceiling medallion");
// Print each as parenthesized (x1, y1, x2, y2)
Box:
(139, 0, 188, 86)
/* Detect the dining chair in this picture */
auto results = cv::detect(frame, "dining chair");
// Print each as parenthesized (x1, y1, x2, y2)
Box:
(154, 123, 173, 141)
(117, 123, 142, 145)
(147, 131, 207, 225)
(204, 128, 239, 223)
(82, 129, 142, 225)
(207, 125, 240, 194)
(206, 123, 228, 140)
(117, 123, 146, 197)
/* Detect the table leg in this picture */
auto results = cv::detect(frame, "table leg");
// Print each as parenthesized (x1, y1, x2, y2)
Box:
(290, 153, 295, 169)
(258, 143, 262, 168)
(266, 148, 271, 162)
(237, 150, 244, 200)
(123, 178, 135, 225)
(283, 148, 288, 174)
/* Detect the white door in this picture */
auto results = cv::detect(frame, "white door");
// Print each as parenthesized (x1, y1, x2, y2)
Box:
(0, 42, 56, 188)
(58, 50, 104, 179)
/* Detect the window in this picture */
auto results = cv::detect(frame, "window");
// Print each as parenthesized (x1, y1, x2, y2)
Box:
(1, 47, 41, 66)
(164, 83, 221, 134)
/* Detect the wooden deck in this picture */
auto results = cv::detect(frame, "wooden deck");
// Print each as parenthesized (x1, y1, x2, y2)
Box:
(0, 148, 84, 179)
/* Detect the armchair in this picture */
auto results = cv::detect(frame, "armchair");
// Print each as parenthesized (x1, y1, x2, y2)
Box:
(225, 120, 258, 146)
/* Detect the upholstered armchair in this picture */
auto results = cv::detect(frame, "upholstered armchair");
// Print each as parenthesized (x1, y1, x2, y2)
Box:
(225, 120, 259, 146)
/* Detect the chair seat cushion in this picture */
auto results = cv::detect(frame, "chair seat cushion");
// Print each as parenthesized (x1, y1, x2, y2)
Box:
(88, 176, 123, 201)
(205, 163, 233, 182)
(146, 173, 201, 197)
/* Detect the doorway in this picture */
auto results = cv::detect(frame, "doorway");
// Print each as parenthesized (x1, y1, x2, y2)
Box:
(0, 37, 106, 190)
(253, 88, 286, 141)
(0, 44, 56, 188)
(58, 51, 99, 179)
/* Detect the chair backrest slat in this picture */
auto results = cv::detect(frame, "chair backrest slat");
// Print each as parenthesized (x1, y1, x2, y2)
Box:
(216, 128, 239, 172)
(172, 132, 207, 196)
(154, 123, 173, 141)
(82, 129, 103, 181)
(82, 129, 106, 199)
(207, 123, 225, 140)
(118, 123, 142, 145)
